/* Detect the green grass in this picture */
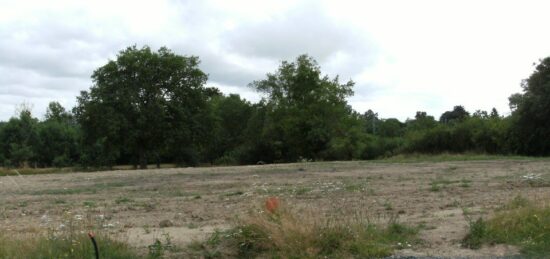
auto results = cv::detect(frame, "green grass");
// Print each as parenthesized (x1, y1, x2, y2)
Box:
(381, 153, 540, 163)
(463, 196, 550, 256)
(192, 207, 420, 258)
(0, 167, 75, 176)
(115, 197, 134, 204)
(30, 187, 97, 195)
(0, 233, 139, 259)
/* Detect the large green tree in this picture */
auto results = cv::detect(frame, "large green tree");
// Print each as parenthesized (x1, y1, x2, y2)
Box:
(509, 57, 550, 155)
(250, 54, 355, 161)
(75, 46, 209, 168)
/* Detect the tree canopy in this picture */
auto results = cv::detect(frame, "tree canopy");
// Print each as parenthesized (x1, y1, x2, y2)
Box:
(75, 46, 210, 168)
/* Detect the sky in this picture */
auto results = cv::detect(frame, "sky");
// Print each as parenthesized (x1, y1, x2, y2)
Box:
(1, 0, 550, 121)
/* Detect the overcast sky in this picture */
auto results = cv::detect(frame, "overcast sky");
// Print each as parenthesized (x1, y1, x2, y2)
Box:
(2, 0, 550, 121)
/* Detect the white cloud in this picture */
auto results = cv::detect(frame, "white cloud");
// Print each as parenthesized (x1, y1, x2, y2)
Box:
(1, 0, 550, 120)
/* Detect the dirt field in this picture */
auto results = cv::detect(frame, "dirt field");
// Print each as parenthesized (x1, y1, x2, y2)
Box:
(2, 159, 550, 257)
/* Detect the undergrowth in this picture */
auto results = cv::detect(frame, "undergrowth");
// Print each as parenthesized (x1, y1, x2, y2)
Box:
(463, 196, 550, 256)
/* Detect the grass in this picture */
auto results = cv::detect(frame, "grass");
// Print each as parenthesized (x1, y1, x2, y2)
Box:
(381, 153, 540, 163)
(0, 167, 75, 176)
(0, 232, 139, 259)
(191, 204, 420, 258)
(0, 210, 140, 258)
(462, 196, 550, 256)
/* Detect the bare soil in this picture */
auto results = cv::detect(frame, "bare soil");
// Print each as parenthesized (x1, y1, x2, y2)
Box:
(2, 160, 549, 257)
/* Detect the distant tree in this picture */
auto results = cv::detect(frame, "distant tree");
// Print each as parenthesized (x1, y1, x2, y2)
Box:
(489, 108, 500, 119)
(472, 110, 489, 119)
(45, 101, 73, 123)
(250, 54, 355, 161)
(0, 108, 39, 167)
(439, 105, 470, 123)
(378, 118, 404, 137)
(37, 102, 79, 167)
(362, 109, 379, 134)
(75, 46, 210, 168)
(508, 93, 523, 112)
(406, 111, 437, 131)
(205, 93, 253, 164)
(509, 57, 550, 155)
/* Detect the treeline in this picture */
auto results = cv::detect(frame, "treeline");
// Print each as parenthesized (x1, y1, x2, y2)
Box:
(1, 46, 549, 169)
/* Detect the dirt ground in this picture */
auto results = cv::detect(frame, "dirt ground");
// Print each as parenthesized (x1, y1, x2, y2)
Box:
(2, 159, 550, 257)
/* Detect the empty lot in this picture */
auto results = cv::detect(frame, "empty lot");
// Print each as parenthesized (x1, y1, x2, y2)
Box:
(2, 159, 549, 257)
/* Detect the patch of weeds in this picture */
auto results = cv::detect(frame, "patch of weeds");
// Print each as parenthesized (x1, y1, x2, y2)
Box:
(460, 179, 472, 188)
(194, 207, 420, 258)
(165, 190, 201, 198)
(93, 181, 126, 189)
(501, 195, 530, 210)
(83, 201, 96, 207)
(445, 166, 459, 172)
(30, 187, 96, 195)
(18, 201, 28, 208)
(193, 195, 202, 199)
(148, 233, 176, 258)
(224, 191, 244, 196)
(143, 224, 151, 234)
(383, 201, 393, 211)
(54, 199, 66, 204)
(295, 187, 312, 195)
(186, 223, 199, 229)
(115, 197, 134, 204)
(344, 179, 368, 192)
(430, 183, 441, 192)
(462, 196, 550, 256)
(136, 202, 156, 212)
(462, 217, 487, 249)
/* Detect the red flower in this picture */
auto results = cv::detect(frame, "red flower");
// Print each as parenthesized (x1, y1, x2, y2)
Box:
(265, 197, 280, 213)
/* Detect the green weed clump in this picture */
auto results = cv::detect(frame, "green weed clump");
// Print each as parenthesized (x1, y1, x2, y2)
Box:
(462, 196, 550, 256)
(193, 206, 420, 258)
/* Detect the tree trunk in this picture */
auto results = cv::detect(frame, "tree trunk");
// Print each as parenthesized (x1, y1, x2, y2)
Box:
(139, 149, 148, 169)
(156, 153, 161, 169)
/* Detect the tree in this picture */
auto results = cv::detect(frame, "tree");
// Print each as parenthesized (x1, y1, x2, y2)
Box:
(362, 109, 379, 134)
(75, 46, 209, 168)
(0, 108, 39, 167)
(37, 102, 79, 167)
(204, 93, 253, 164)
(489, 108, 499, 119)
(440, 105, 470, 123)
(509, 57, 550, 155)
(406, 111, 437, 131)
(250, 54, 355, 161)
(45, 102, 73, 123)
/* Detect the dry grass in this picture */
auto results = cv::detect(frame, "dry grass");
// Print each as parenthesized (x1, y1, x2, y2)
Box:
(191, 201, 420, 258)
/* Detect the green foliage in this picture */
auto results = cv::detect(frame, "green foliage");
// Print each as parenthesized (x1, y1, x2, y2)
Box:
(508, 57, 550, 155)
(75, 45, 210, 168)
(462, 217, 487, 249)
(0, 108, 39, 167)
(249, 54, 357, 162)
(462, 197, 550, 256)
